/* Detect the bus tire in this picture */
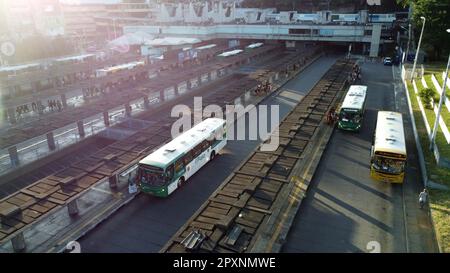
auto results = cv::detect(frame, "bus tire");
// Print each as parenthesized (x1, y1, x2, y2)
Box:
(177, 177, 185, 188)
(210, 151, 216, 161)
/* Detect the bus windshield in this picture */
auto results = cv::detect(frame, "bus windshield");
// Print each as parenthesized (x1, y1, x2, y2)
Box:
(371, 155, 405, 174)
(138, 167, 167, 187)
(340, 109, 361, 123)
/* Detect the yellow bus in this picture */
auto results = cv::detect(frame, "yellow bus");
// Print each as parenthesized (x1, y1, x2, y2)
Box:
(370, 111, 407, 183)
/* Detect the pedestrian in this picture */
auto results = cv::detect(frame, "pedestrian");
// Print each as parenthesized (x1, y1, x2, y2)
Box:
(57, 100, 62, 112)
(331, 108, 338, 123)
(326, 107, 335, 125)
(32, 102, 36, 111)
(419, 189, 428, 209)
(128, 174, 138, 194)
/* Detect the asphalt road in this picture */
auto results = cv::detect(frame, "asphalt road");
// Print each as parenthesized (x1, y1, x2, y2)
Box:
(78, 56, 339, 253)
(282, 60, 439, 253)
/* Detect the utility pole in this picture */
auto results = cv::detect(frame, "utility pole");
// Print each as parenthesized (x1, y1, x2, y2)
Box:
(405, 23, 411, 62)
(430, 29, 450, 151)
(411, 16, 426, 82)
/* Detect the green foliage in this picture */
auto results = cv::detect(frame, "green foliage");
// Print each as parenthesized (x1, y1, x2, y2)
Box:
(397, 0, 450, 60)
(419, 87, 437, 109)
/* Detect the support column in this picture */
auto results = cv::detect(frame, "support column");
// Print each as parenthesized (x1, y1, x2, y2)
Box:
(60, 93, 67, 108)
(7, 108, 16, 124)
(67, 199, 79, 216)
(103, 111, 110, 127)
(37, 101, 44, 115)
(31, 82, 39, 94)
(8, 86, 15, 98)
(46, 132, 56, 151)
(187, 80, 192, 90)
(369, 24, 382, 58)
(143, 95, 149, 108)
(125, 103, 132, 117)
(11, 232, 26, 253)
(77, 121, 85, 138)
(109, 175, 118, 189)
(8, 146, 19, 167)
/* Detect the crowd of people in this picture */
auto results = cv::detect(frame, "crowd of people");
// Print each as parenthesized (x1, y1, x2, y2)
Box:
(15, 104, 30, 116)
(82, 86, 107, 98)
(16, 101, 49, 117)
(47, 99, 63, 112)
(348, 63, 362, 83)
(254, 81, 272, 96)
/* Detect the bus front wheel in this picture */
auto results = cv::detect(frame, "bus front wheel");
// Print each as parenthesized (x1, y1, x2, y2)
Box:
(177, 177, 185, 188)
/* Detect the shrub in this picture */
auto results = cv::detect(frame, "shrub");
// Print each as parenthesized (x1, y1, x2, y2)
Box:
(420, 88, 437, 109)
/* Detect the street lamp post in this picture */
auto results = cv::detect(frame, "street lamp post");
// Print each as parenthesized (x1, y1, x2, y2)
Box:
(411, 16, 426, 82)
(405, 23, 411, 62)
(429, 29, 450, 151)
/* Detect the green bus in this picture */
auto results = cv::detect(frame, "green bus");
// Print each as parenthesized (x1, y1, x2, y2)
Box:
(338, 85, 367, 132)
(136, 118, 227, 197)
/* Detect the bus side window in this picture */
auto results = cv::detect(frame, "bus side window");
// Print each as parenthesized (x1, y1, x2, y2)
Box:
(201, 140, 209, 152)
(184, 152, 193, 165)
(193, 143, 203, 158)
(174, 158, 184, 173)
(166, 164, 174, 180)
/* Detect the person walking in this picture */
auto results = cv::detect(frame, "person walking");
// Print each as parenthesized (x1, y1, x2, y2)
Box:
(419, 188, 428, 209)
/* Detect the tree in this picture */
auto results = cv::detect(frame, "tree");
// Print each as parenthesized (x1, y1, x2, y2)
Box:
(397, 0, 450, 60)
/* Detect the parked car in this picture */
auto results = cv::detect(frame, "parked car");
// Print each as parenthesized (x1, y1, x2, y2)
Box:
(383, 57, 393, 66)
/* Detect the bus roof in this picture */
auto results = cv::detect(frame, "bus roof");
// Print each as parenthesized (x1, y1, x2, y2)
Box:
(139, 118, 225, 168)
(374, 111, 406, 155)
(218, 49, 243, 57)
(341, 85, 367, 110)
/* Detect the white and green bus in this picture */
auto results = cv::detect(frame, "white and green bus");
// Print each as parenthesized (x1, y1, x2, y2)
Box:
(338, 85, 367, 132)
(137, 118, 227, 197)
